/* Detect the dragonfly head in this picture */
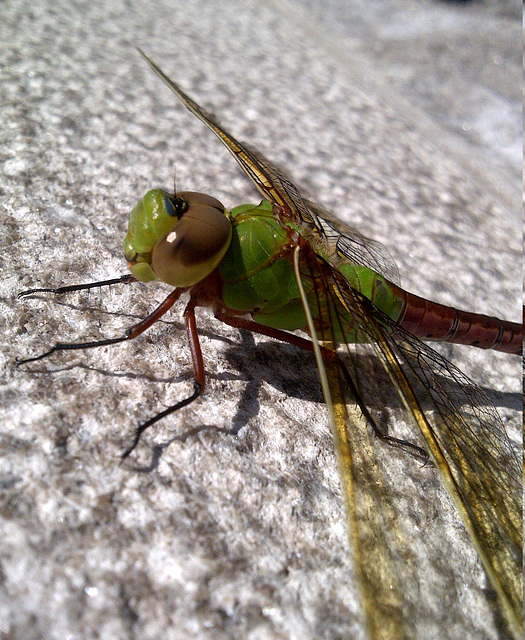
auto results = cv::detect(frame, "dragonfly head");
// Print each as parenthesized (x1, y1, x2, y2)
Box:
(124, 189, 232, 287)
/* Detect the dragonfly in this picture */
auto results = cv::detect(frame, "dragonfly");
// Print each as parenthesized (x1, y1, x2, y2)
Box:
(17, 51, 522, 640)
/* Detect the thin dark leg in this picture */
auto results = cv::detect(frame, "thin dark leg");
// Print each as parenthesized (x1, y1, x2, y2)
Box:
(335, 358, 428, 462)
(120, 384, 201, 460)
(17, 288, 183, 364)
(18, 274, 137, 298)
(121, 299, 205, 459)
(216, 311, 427, 461)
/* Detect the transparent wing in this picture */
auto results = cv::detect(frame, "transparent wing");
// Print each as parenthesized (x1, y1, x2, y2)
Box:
(295, 244, 412, 639)
(321, 259, 523, 636)
(302, 196, 400, 284)
(297, 243, 521, 637)
(139, 50, 400, 283)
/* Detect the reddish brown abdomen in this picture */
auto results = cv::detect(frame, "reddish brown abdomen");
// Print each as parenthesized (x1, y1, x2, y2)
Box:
(394, 287, 522, 355)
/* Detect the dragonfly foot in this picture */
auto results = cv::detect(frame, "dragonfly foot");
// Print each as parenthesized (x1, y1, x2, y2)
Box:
(121, 382, 202, 460)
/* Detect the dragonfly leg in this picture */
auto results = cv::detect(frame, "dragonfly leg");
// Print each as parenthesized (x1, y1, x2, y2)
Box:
(121, 298, 205, 459)
(17, 288, 184, 364)
(18, 274, 137, 298)
(183, 299, 206, 390)
(215, 310, 323, 353)
(336, 361, 428, 462)
(217, 311, 427, 461)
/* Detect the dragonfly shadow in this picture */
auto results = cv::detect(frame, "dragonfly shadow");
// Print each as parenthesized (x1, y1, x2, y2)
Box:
(221, 332, 521, 441)
(18, 291, 522, 420)
(223, 330, 325, 435)
(17, 359, 193, 386)
(18, 298, 520, 468)
(18, 291, 184, 329)
(122, 423, 233, 473)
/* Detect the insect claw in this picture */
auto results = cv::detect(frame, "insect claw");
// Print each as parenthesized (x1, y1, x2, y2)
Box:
(120, 433, 141, 461)
(120, 382, 203, 460)
(120, 444, 135, 461)
(16, 352, 48, 365)
(17, 288, 50, 298)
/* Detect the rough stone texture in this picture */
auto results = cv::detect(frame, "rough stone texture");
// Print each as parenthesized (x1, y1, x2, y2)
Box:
(1, 1, 521, 639)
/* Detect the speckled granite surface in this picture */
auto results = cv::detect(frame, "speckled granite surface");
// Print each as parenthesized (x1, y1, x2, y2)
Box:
(1, 1, 521, 639)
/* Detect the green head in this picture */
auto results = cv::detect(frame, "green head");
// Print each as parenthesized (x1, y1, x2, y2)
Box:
(124, 189, 232, 287)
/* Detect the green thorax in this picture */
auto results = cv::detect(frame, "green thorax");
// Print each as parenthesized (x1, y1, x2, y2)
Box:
(124, 193, 404, 343)
(219, 201, 404, 342)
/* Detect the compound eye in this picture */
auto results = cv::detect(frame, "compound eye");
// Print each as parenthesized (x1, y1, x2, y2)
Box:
(151, 194, 232, 287)
(174, 191, 225, 212)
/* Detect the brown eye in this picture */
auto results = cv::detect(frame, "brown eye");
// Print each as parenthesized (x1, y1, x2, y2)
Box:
(175, 191, 225, 212)
(151, 194, 232, 287)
